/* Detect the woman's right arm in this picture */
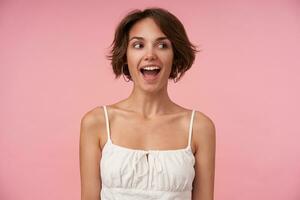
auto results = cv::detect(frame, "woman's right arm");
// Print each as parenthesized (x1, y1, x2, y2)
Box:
(80, 111, 102, 200)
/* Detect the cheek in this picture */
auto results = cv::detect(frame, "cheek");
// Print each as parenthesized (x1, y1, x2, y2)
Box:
(161, 51, 174, 66)
(126, 51, 142, 77)
(126, 50, 141, 66)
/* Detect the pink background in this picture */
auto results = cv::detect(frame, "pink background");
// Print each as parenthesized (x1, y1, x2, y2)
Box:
(1, 0, 300, 199)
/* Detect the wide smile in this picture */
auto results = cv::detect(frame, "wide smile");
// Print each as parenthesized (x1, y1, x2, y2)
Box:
(139, 65, 161, 82)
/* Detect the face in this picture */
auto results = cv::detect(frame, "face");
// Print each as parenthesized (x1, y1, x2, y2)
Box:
(126, 17, 174, 91)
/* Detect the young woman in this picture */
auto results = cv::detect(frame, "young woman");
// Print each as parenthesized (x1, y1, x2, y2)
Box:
(80, 7, 216, 200)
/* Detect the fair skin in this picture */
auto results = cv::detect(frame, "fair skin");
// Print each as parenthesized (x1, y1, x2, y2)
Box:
(80, 17, 216, 200)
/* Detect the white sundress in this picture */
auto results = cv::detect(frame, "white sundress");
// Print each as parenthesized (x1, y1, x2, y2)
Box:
(100, 105, 196, 200)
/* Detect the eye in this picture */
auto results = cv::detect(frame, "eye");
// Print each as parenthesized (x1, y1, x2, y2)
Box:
(158, 42, 168, 49)
(133, 42, 144, 49)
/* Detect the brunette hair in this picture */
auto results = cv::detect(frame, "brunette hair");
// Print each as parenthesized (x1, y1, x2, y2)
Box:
(107, 7, 199, 82)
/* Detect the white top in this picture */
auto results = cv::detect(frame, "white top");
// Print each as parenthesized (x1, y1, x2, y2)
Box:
(100, 105, 196, 200)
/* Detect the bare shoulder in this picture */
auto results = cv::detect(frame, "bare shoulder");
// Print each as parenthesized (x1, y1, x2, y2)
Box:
(80, 106, 105, 148)
(192, 111, 216, 153)
(81, 106, 104, 127)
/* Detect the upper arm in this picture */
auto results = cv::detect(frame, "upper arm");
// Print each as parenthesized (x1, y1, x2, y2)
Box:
(79, 110, 102, 200)
(192, 111, 216, 200)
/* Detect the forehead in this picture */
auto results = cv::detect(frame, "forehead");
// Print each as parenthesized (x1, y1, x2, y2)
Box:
(128, 17, 167, 39)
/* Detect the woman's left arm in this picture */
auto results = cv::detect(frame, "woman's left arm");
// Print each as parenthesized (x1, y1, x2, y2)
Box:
(192, 112, 216, 200)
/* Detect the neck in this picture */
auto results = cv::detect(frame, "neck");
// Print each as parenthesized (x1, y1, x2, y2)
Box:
(123, 83, 175, 118)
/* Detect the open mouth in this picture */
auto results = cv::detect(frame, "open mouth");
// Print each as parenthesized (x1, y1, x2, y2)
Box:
(139, 66, 161, 81)
(140, 68, 161, 76)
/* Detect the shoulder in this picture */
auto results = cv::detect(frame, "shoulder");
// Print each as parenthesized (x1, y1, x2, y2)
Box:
(80, 106, 106, 147)
(80, 106, 104, 128)
(192, 110, 216, 153)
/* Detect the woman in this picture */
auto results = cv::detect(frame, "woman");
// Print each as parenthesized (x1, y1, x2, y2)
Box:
(80, 7, 216, 200)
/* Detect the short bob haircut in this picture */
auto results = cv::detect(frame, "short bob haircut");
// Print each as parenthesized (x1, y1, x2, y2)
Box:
(107, 7, 199, 82)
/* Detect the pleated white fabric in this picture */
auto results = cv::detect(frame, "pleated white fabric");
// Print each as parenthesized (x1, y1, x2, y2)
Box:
(100, 105, 196, 200)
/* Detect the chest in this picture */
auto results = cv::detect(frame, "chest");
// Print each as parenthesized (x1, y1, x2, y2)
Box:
(100, 111, 191, 151)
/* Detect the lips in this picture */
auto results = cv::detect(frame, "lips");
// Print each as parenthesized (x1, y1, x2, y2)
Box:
(139, 65, 161, 82)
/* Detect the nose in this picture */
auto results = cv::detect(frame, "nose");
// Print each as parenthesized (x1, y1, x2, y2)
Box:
(144, 47, 157, 61)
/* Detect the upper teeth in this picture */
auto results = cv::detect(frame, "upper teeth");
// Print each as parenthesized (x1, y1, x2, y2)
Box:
(142, 66, 160, 70)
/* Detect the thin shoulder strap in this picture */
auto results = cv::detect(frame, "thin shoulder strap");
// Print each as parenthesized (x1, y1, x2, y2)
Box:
(187, 110, 196, 148)
(102, 105, 111, 142)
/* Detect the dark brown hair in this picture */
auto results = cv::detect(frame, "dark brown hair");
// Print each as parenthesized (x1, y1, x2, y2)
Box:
(107, 7, 199, 82)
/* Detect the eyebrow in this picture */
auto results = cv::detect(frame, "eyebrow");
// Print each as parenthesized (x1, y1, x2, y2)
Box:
(129, 36, 169, 42)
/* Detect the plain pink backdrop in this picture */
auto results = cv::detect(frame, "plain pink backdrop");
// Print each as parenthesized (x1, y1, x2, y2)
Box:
(1, 0, 300, 199)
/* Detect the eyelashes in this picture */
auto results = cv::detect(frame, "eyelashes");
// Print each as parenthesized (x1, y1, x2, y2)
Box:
(132, 43, 144, 49)
(131, 42, 170, 49)
(158, 43, 169, 49)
